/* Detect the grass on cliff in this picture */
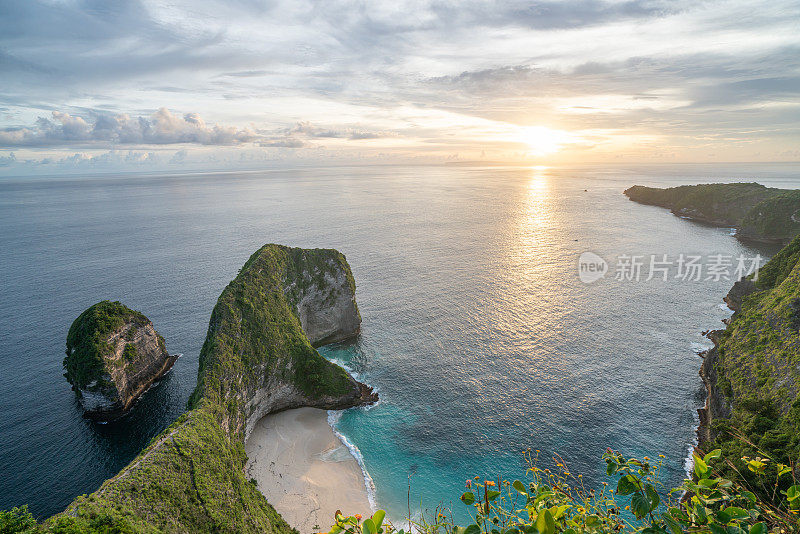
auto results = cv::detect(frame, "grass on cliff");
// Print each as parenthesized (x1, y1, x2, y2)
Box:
(710, 235, 800, 502)
(0, 408, 297, 533)
(753, 231, 800, 290)
(625, 183, 782, 222)
(189, 244, 355, 435)
(63, 301, 149, 391)
(740, 190, 800, 242)
(52, 408, 296, 534)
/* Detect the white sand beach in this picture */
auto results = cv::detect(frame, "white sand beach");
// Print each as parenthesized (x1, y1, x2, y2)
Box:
(245, 407, 372, 534)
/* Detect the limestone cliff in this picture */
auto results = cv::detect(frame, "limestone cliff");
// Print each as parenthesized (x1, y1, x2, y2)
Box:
(190, 244, 375, 439)
(64, 301, 177, 421)
(50, 245, 375, 533)
(291, 265, 362, 347)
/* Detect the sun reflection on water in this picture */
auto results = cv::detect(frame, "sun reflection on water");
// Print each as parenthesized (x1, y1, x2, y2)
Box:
(519, 167, 554, 253)
(488, 167, 568, 359)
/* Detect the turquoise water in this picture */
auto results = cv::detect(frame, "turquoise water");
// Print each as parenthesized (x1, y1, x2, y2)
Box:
(0, 164, 797, 520)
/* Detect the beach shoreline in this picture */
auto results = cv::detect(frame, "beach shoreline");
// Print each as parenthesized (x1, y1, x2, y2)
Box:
(245, 407, 372, 534)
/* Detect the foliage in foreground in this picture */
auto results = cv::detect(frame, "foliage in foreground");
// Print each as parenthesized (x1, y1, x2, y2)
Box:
(329, 450, 799, 534)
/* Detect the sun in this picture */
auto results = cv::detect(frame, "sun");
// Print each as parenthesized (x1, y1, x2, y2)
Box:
(520, 126, 576, 156)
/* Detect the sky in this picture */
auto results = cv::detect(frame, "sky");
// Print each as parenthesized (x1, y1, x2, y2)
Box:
(0, 0, 799, 174)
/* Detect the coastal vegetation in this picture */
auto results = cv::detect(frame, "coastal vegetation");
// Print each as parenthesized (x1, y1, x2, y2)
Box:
(63, 300, 175, 420)
(700, 234, 800, 505)
(740, 191, 800, 244)
(623, 183, 800, 243)
(188, 245, 359, 427)
(332, 448, 799, 534)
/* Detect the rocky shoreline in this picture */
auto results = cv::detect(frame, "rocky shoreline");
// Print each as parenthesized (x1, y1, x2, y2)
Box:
(695, 278, 758, 448)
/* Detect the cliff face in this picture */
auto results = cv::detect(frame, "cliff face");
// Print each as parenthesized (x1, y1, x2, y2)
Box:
(64, 301, 177, 421)
(191, 245, 374, 439)
(624, 183, 800, 243)
(291, 266, 362, 346)
(722, 278, 757, 313)
(52, 245, 374, 533)
(697, 337, 733, 445)
(697, 234, 800, 498)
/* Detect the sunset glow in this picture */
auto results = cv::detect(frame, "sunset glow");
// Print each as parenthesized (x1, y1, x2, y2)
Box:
(519, 126, 579, 156)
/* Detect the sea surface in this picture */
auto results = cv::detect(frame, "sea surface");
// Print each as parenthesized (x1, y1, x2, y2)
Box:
(1, 163, 798, 521)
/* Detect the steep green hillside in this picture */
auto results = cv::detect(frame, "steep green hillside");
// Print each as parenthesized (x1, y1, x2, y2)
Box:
(20, 245, 371, 533)
(624, 183, 800, 243)
(700, 235, 800, 500)
(189, 245, 362, 438)
(740, 190, 800, 243)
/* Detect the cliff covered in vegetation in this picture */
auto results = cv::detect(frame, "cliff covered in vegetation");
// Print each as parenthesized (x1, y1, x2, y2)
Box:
(624, 183, 800, 243)
(699, 234, 800, 499)
(64, 301, 177, 421)
(36, 245, 374, 533)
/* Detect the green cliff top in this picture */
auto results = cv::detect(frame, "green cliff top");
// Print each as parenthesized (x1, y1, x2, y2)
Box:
(708, 234, 800, 499)
(189, 244, 357, 435)
(624, 182, 800, 242)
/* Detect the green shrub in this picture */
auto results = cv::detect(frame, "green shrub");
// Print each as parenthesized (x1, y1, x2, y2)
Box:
(328, 450, 799, 534)
(0, 506, 36, 533)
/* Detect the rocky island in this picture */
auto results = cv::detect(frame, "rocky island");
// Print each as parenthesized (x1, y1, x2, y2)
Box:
(63, 301, 178, 421)
(624, 182, 800, 243)
(39, 244, 375, 532)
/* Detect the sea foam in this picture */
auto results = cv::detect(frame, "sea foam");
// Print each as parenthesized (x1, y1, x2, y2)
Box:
(324, 355, 379, 511)
(327, 409, 378, 511)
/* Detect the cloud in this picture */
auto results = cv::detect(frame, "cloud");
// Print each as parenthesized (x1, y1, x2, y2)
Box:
(169, 149, 188, 163)
(0, 0, 799, 167)
(0, 152, 16, 166)
(220, 70, 271, 78)
(260, 138, 306, 148)
(349, 131, 381, 140)
(287, 122, 384, 140)
(0, 108, 258, 147)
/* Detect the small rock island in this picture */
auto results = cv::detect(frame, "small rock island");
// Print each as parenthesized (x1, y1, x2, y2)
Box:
(63, 300, 178, 421)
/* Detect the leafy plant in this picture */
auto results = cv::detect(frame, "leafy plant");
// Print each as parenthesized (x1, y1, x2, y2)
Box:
(325, 449, 799, 534)
(0, 505, 36, 533)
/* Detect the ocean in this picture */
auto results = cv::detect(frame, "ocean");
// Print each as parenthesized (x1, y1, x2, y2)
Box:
(1, 163, 798, 521)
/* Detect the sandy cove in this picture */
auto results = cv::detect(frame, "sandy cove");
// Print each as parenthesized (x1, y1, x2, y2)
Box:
(245, 407, 372, 534)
